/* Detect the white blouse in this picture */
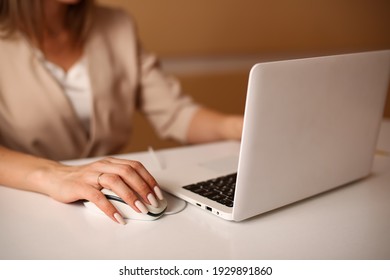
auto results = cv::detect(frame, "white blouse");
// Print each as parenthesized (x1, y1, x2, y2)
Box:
(37, 52, 92, 133)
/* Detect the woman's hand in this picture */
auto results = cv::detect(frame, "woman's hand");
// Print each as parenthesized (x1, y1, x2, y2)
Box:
(0, 146, 163, 225)
(187, 107, 244, 143)
(41, 157, 164, 225)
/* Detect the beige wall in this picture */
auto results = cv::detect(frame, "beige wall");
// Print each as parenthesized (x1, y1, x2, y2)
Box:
(98, 0, 390, 152)
(99, 0, 390, 56)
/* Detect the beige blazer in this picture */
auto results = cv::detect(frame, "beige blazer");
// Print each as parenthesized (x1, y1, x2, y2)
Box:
(0, 6, 198, 160)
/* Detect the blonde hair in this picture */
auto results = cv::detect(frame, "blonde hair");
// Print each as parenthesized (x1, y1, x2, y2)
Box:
(0, 0, 95, 45)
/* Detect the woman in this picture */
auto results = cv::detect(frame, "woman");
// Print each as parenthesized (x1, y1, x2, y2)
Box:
(0, 0, 243, 224)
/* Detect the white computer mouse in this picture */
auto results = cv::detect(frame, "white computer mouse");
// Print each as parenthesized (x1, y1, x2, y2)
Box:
(83, 188, 168, 221)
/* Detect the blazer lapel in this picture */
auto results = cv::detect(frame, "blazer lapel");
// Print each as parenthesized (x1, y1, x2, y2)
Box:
(82, 27, 115, 157)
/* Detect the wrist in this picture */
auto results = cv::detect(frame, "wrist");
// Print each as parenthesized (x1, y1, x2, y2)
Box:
(26, 159, 66, 198)
(219, 115, 244, 140)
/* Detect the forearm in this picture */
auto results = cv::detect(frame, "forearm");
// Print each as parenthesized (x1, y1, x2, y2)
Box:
(0, 145, 61, 196)
(186, 107, 243, 143)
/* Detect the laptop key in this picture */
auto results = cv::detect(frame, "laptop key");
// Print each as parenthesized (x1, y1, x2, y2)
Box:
(182, 173, 237, 207)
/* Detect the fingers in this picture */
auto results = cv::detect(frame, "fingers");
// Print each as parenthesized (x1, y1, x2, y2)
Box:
(108, 158, 158, 189)
(82, 185, 126, 225)
(97, 172, 149, 214)
(51, 157, 164, 225)
(92, 157, 164, 212)
(69, 157, 163, 224)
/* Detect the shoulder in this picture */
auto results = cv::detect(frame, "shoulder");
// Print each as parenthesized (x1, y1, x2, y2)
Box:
(0, 33, 28, 63)
(0, 32, 22, 47)
(87, 5, 141, 62)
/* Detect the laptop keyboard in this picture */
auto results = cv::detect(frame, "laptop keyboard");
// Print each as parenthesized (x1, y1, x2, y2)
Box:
(182, 173, 237, 207)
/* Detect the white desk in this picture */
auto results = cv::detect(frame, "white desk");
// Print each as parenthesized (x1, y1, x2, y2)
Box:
(1, 120, 390, 260)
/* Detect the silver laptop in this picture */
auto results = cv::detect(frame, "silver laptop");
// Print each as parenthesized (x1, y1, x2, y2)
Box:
(154, 50, 390, 221)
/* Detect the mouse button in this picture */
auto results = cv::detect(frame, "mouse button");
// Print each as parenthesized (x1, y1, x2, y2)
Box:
(101, 188, 117, 196)
(101, 188, 112, 195)
(146, 199, 168, 215)
(109, 199, 158, 221)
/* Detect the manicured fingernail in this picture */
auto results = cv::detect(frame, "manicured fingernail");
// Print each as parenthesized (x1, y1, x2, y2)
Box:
(114, 213, 126, 225)
(154, 186, 164, 200)
(147, 193, 159, 208)
(135, 200, 148, 214)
